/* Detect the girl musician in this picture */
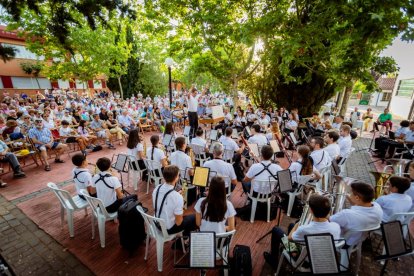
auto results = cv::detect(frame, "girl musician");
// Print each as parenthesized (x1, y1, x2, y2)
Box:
(233, 109, 247, 132)
(146, 135, 168, 170)
(127, 129, 147, 180)
(246, 106, 257, 127)
(289, 145, 321, 184)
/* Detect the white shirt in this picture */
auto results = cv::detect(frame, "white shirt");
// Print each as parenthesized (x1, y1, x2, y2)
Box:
(376, 193, 412, 222)
(338, 135, 352, 158)
(127, 143, 144, 160)
(72, 168, 92, 195)
(92, 172, 122, 208)
(248, 134, 268, 146)
(330, 203, 383, 246)
(219, 136, 239, 152)
(292, 221, 341, 241)
(194, 198, 236, 233)
(59, 126, 74, 137)
(258, 117, 269, 127)
(188, 94, 200, 112)
(152, 183, 183, 230)
(288, 160, 318, 183)
(203, 159, 236, 187)
(325, 143, 340, 160)
(118, 114, 133, 127)
(286, 120, 298, 130)
(170, 150, 193, 177)
(246, 160, 282, 193)
(191, 137, 207, 148)
(310, 149, 332, 171)
(405, 182, 414, 211)
(332, 122, 342, 130)
(146, 147, 166, 164)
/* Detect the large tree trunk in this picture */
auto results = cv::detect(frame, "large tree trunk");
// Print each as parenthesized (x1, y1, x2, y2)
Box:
(232, 77, 238, 108)
(117, 76, 124, 99)
(336, 87, 346, 109)
(339, 83, 354, 117)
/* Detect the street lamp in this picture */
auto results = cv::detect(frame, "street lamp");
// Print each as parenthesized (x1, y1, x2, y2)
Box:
(165, 57, 174, 110)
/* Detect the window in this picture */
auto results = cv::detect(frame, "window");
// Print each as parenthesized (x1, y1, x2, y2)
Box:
(396, 79, 414, 97)
(11, 77, 51, 89)
(1, 43, 44, 60)
(58, 79, 70, 89)
(0, 78, 3, 89)
(381, 92, 392, 101)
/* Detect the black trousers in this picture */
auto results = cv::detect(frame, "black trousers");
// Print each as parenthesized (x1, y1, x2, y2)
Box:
(167, 214, 197, 236)
(270, 223, 295, 261)
(188, 111, 198, 138)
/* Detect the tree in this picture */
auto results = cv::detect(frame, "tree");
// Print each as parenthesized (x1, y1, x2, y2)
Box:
(20, 61, 42, 88)
(0, 44, 16, 63)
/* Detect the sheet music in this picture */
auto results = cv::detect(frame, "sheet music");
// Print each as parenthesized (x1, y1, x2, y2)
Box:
(183, 126, 191, 136)
(307, 235, 338, 274)
(193, 167, 210, 187)
(270, 140, 280, 152)
(209, 129, 218, 141)
(211, 106, 224, 119)
(113, 154, 127, 172)
(248, 143, 260, 157)
(190, 232, 215, 268)
(384, 222, 406, 256)
(231, 129, 238, 139)
(163, 134, 172, 146)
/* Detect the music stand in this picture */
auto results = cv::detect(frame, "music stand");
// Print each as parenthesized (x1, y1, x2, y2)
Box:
(111, 153, 130, 194)
(183, 126, 191, 137)
(375, 221, 414, 276)
(305, 234, 341, 275)
(256, 169, 293, 243)
(163, 134, 173, 148)
(209, 129, 218, 141)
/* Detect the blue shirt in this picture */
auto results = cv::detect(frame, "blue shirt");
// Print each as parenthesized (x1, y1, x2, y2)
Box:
(28, 127, 52, 145)
(0, 140, 8, 153)
(161, 108, 171, 119)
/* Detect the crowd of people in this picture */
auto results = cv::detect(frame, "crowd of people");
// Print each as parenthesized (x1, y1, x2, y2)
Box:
(2, 87, 413, 273)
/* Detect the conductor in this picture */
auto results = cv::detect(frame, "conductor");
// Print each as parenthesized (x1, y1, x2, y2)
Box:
(187, 86, 206, 138)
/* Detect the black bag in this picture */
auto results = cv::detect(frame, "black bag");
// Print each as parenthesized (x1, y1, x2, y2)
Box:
(290, 197, 305, 218)
(230, 245, 252, 276)
(92, 145, 103, 152)
(118, 199, 146, 252)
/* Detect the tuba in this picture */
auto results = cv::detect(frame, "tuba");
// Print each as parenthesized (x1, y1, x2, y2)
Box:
(383, 158, 411, 176)
(332, 175, 353, 214)
(298, 190, 315, 226)
(370, 171, 392, 199)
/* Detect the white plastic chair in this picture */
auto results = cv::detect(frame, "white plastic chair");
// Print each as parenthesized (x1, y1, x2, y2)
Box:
(190, 143, 210, 166)
(223, 148, 234, 163)
(286, 175, 313, 217)
(248, 179, 278, 223)
(137, 205, 186, 272)
(127, 155, 146, 191)
(338, 147, 355, 177)
(339, 225, 380, 273)
(144, 159, 164, 194)
(216, 230, 236, 276)
(47, 183, 88, 238)
(218, 175, 232, 200)
(80, 190, 118, 248)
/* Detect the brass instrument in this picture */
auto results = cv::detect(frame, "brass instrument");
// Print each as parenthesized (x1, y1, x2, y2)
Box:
(383, 158, 411, 176)
(298, 190, 315, 226)
(370, 171, 392, 199)
(332, 175, 354, 214)
(188, 146, 196, 167)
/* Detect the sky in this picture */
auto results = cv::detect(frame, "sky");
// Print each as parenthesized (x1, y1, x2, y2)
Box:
(381, 37, 414, 78)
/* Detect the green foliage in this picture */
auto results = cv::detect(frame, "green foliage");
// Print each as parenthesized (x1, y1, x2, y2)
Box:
(352, 81, 368, 94)
(0, 44, 16, 63)
(20, 61, 43, 88)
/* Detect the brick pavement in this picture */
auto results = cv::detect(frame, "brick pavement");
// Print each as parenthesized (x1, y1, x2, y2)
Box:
(0, 182, 93, 276)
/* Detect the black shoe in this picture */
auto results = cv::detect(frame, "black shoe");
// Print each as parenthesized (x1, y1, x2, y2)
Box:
(263, 251, 278, 269)
(13, 171, 26, 178)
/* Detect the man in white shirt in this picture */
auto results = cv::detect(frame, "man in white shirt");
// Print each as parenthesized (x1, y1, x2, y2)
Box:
(338, 124, 352, 160)
(187, 86, 205, 138)
(203, 143, 238, 191)
(248, 124, 268, 146)
(264, 195, 341, 268)
(309, 136, 332, 171)
(330, 182, 382, 247)
(376, 176, 412, 222)
(324, 131, 341, 160)
(243, 145, 282, 194)
(152, 165, 196, 235)
(219, 127, 245, 161)
(258, 111, 270, 131)
(170, 137, 193, 178)
(331, 116, 344, 130)
(117, 109, 135, 134)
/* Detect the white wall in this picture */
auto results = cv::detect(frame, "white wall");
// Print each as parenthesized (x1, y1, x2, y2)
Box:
(389, 93, 412, 118)
(75, 80, 87, 89)
(370, 92, 389, 107)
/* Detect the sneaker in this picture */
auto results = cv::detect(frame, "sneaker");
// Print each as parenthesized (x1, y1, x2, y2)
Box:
(81, 150, 87, 156)
(0, 180, 7, 188)
(108, 144, 116, 149)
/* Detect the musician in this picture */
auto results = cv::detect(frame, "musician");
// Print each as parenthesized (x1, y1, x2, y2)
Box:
(233, 109, 247, 132)
(170, 137, 193, 178)
(215, 108, 233, 132)
(242, 145, 282, 195)
(247, 124, 268, 146)
(289, 145, 321, 183)
(187, 86, 206, 138)
(152, 165, 197, 237)
(376, 176, 411, 222)
(203, 143, 238, 192)
(331, 116, 343, 130)
(309, 136, 332, 171)
(309, 112, 321, 129)
(263, 195, 341, 269)
(324, 131, 340, 160)
(92, 157, 137, 213)
(219, 127, 245, 155)
(246, 106, 257, 127)
(373, 120, 410, 158)
(330, 182, 383, 247)
(338, 125, 352, 161)
(283, 113, 298, 134)
(258, 111, 270, 131)
(406, 162, 414, 210)
(191, 128, 208, 151)
(146, 135, 168, 168)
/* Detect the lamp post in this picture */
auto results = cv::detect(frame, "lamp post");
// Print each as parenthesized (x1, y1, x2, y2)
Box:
(165, 57, 174, 110)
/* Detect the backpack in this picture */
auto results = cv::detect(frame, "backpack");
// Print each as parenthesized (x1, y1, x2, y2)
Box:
(230, 245, 252, 276)
(92, 145, 103, 152)
(118, 198, 146, 253)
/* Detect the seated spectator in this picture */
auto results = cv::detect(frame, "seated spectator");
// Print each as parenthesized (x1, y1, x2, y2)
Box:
(117, 110, 136, 133)
(92, 157, 136, 213)
(376, 176, 411, 222)
(0, 139, 26, 178)
(2, 120, 24, 140)
(77, 120, 98, 149)
(195, 176, 236, 233)
(28, 119, 68, 171)
(362, 108, 374, 131)
(373, 108, 393, 135)
(89, 114, 115, 149)
(59, 120, 88, 155)
(106, 113, 127, 145)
